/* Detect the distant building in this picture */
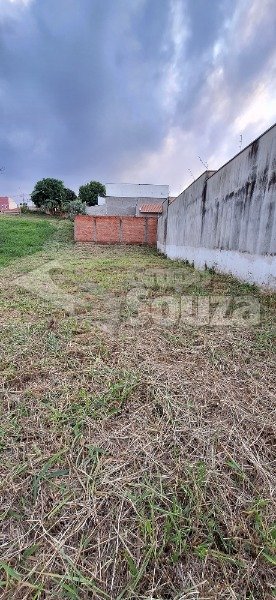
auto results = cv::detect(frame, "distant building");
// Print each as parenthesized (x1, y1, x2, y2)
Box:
(0, 196, 20, 213)
(87, 183, 168, 216)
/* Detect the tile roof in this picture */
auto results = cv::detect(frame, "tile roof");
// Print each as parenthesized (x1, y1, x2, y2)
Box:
(139, 203, 163, 214)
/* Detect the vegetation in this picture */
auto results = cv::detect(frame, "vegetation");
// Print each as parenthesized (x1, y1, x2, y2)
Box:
(67, 199, 86, 219)
(30, 178, 106, 215)
(31, 178, 67, 214)
(20, 202, 30, 213)
(64, 187, 77, 204)
(0, 215, 275, 598)
(79, 180, 106, 206)
(0, 214, 56, 267)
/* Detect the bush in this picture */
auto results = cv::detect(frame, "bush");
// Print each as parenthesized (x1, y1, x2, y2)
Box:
(20, 203, 30, 213)
(67, 199, 86, 220)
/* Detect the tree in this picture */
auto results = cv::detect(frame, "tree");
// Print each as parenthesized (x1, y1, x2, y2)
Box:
(78, 181, 106, 206)
(64, 188, 77, 204)
(62, 188, 78, 212)
(31, 178, 66, 214)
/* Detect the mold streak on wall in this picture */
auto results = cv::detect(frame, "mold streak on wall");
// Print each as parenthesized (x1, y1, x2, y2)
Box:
(157, 124, 276, 288)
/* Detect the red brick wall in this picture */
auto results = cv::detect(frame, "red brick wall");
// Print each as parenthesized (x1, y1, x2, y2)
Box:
(95, 216, 120, 243)
(75, 216, 94, 241)
(121, 217, 145, 244)
(74, 215, 157, 245)
(146, 218, 158, 245)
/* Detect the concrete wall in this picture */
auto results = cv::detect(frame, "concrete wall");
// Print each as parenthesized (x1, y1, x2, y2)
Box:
(75, 215, 157, 245)
(87, 196, 166, 217)
(86, 205, 107, 216)
(87, 197, 136, 216)
(157, 124, 276, 288)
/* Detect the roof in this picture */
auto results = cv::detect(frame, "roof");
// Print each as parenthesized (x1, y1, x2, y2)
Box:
(139, 203, 163, 214)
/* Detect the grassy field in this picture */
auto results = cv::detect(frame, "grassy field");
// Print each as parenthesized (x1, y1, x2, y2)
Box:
(0, 215, 60, 267)
(0, 215, 275, 599)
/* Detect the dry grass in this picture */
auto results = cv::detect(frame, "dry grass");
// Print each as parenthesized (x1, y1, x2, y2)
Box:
(0, 217, 275, 599)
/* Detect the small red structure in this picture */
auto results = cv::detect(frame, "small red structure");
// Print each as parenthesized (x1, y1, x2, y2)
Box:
(0, 196, 20, 213)
(0, 196, 9, 211)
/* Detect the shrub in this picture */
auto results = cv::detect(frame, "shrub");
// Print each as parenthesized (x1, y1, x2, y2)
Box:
(20, 203, 30, 213)
(67, 199, 86, 220)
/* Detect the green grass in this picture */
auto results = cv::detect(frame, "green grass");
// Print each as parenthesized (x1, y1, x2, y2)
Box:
(0, 215, 64, 267)
(0, 215, 275, 599)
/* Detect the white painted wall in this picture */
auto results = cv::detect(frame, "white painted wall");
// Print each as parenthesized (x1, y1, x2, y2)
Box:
(8, 197, 18, 210)
(103, 183, 169, 199)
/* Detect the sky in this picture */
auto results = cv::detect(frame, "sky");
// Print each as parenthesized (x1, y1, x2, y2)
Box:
(0, 0, 275, 200)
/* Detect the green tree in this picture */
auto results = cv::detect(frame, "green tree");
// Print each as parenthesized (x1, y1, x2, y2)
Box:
(64, 188, 77, 204)
(78, 181, 106, 206)
(61, 188, 78, 212)
(31, 178, 66, 214)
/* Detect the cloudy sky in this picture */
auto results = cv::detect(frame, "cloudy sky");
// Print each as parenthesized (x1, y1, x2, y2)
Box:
(0, 0, 275, 200)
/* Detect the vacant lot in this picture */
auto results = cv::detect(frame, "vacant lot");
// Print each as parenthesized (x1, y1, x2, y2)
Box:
(0, 216, 275, 599)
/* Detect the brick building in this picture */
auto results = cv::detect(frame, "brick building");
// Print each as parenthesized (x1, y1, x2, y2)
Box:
(0, 196, 19, 213)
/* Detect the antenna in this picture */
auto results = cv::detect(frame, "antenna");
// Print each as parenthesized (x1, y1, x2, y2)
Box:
(239, 133, 243, 151)
(19, 192, 26, 203)
(188, 169, 195, 181)
(198, 156, 208, 170)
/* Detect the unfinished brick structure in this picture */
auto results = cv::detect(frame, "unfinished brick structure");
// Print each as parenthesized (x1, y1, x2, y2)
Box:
(74, 215, 157, 245)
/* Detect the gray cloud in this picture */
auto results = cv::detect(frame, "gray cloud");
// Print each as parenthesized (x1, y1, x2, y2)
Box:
(0, 0, 275, 199)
